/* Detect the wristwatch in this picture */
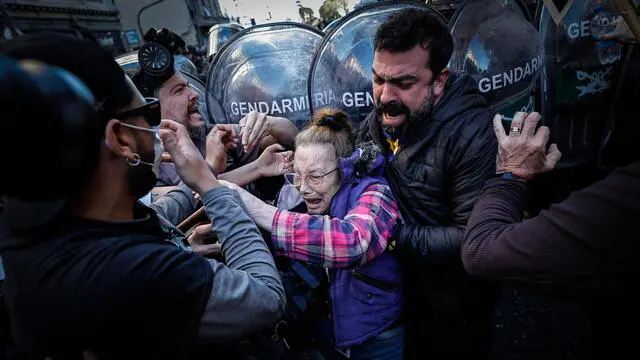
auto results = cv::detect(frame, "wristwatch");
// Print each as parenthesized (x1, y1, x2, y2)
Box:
(497, 172, 527, 182)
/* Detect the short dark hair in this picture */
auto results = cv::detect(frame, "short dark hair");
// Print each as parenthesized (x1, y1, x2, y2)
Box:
(374, 8, 453, 75)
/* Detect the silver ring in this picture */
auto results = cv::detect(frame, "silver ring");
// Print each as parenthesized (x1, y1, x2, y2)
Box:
(127, 153, 141, 166)
(510, 126, 521, 133)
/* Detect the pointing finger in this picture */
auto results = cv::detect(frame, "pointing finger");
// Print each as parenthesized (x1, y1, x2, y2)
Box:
(521, 112, 541, 138)
(493, 114, 507, 142)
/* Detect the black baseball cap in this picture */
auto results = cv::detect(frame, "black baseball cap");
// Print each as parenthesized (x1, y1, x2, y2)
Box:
(2, 32, 133, 125)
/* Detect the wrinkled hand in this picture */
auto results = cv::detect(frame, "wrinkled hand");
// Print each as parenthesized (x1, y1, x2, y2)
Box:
(187, 223, 221, 256)
(493, 112, 562, 180)
(257, 144, 294, 177)
(159, 119, 219, 194)
(219, 180, 276, 230)
(219, 180, 260, 216)
(205, 124, 238, 174)
(600, 17, 638, 45)
(218, 179, 243, 192)
(239, 111, 271, 152)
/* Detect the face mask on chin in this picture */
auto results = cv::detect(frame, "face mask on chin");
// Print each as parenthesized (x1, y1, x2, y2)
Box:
(114, 123, 164, 199)
(127, 154, 157, 200)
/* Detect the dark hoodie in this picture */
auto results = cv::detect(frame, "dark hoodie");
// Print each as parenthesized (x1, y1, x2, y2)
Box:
(357, 73, 498, 358)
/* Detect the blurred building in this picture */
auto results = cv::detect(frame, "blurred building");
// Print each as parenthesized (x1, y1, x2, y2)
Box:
(1, 0, 127, 55)
(113, 0, 227, 52)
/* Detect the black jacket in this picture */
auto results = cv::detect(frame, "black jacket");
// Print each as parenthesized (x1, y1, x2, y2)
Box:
(357, 73, 498, 358)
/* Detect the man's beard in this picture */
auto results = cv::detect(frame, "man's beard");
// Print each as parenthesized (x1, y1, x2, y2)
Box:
(376, 97, 434, 139)
(186, 100, 206, 145)
(127, 145, 157, 200)
(188, 123, 206, 139)
(188, 124, 207, 155)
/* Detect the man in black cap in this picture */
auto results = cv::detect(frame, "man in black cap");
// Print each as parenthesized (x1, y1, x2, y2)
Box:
(130, 28, 206, 187)
(0, 33, 284, 359)
(135, 28, 298, 193)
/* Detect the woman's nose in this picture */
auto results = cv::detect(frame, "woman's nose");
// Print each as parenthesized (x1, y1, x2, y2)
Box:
(299, 180, 313, 195)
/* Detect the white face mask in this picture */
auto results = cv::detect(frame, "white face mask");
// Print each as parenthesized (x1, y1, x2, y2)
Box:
(119, 123, 163, 177)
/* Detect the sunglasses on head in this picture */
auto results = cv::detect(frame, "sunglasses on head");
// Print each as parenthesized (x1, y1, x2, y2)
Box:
(114, 97, 161, 126)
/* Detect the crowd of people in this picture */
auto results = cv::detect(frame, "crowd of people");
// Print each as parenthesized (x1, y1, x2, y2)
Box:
(0, 7, 638, 360)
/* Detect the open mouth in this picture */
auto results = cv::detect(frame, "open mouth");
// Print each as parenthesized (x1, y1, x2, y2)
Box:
(188, 105, 202, 123)
(384, 108, 404, 117)
(383, 112, 406, 125)
(377, 102, 409, 125)
(384, 112, 404, 120)
(304, 198, 322, 206)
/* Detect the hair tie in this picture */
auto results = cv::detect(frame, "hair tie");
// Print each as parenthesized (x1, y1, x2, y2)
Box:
(316, 115, 343, 130)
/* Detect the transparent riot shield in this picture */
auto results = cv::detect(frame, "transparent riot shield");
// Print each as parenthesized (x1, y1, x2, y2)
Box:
(308, 1, 447, 128)
(174, 55, 198, 77)
(449, 0, 541, 120)
(205, 23, 323, 130)
(539, 0, 622, 168)
(323, 18, 342, 35)
(207, 23, 245, 61)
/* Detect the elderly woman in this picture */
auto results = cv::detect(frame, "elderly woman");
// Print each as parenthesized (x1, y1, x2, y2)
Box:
(223, 109, 403, 359)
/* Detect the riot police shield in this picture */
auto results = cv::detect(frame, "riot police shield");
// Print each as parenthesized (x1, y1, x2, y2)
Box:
(539, 0, 622, 168)
(449, 0, 541, 119)
(206, 22, 323, 129)
(308, 1, 447, 128)
(323, 18, 342, 35)
(174, 55, 198, 76)
(207, 23, 245, 61)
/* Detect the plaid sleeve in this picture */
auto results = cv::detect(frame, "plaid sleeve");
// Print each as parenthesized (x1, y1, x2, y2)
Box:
(271, 184, 400, 268)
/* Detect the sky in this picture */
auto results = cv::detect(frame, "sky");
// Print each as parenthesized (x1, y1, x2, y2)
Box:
(219, 0, 359, 24)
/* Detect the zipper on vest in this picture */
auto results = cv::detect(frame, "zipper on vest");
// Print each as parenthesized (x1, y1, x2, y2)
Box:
(350, 269, 399, 292)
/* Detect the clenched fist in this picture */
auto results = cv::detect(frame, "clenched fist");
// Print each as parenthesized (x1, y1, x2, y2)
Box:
(159, 119, 219, 194)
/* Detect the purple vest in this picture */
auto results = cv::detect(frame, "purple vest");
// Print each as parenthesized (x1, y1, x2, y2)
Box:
(328, 147, 403, 347)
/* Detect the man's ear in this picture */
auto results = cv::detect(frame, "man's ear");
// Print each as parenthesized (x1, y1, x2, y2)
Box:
(104, 119, 138, 162)
(432, 68, 450, 99)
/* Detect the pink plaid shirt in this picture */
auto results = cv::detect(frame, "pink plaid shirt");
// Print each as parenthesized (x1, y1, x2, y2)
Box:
(271, 184, 401, 268)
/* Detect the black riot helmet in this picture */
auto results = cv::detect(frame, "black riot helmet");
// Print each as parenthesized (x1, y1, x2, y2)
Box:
(133, 27, 186, 97)
(0, 56, 100, 229)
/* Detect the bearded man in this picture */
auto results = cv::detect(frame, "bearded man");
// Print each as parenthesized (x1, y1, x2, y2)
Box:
(356, 8, 498, 359)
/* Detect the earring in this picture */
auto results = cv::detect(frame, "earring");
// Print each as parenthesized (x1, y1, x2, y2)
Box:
(128, 153, 141, 166)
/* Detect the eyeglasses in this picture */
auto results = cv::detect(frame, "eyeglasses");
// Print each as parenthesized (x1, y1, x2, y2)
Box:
(285, 168, 338, 189)
(114, 97, 161, 126)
